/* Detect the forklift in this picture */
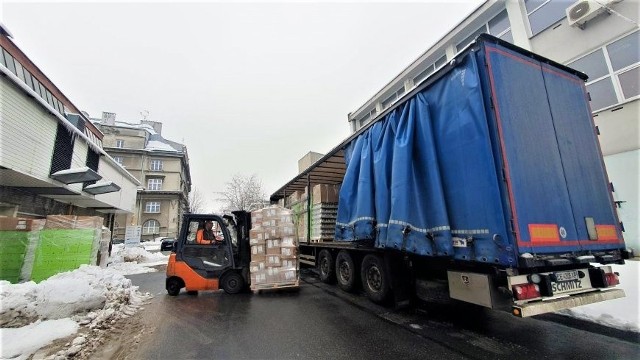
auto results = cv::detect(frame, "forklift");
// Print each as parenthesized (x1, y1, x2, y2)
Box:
(165, 211, 252, 295)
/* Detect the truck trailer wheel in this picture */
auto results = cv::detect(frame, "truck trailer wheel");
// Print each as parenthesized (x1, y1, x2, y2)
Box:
(166, 277, 183, 296)
(360, 254, 390, 304)
(336, 250, 357, 292)
(221, 272, 244, 294)
(317, 249, 335, 283)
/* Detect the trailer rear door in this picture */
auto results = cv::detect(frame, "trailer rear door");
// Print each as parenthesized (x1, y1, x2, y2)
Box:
(484, 43, 624, 255)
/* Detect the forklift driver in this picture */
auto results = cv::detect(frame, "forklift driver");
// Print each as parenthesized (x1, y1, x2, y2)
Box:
(196, 220, 221, 245)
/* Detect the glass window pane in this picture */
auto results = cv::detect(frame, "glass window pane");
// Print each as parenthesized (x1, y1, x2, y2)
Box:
(45, 90, 53, 106)
(500, 30, 514, 44)
(24, 70, 35, 91)
(15, 62, 25, 83)
(525, 0, 547, 14)
(568, 49, 609, 81)
(489, 10, 510, 35)
(587, 77, 618, 111)
(414, 65, 434, 84)
(456, 26, 487, 52)
(37, 81, 46, 99)
(434, 54, 447, 68)
(607, 31, 640, 72)
(3, 49, 16, 75)
(0, 47, 5, 67)
(618, 66, 639, 99)
(528, 0, 569, 36)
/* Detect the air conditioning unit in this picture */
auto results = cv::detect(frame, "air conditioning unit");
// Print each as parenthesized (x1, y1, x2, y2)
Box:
(566, 0, 621, 28)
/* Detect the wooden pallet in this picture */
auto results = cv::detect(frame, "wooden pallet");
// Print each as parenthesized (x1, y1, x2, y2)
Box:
(309, 238, 334, 243)
(251, 280, 300, 293)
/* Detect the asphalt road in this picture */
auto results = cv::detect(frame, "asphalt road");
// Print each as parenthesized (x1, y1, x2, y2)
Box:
(123, 268, 639, 360)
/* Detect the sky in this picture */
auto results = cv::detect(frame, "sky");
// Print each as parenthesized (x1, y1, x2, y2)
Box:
(1, 243, 638, 359)
(1, 0, 484, 211)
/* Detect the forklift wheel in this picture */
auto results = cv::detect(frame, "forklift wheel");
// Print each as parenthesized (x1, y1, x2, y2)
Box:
(167, 277, 182, 296)
(221, 272, 244, 294)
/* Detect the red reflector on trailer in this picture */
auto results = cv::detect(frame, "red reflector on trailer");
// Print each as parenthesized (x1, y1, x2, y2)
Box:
(513, 283, 541, 300)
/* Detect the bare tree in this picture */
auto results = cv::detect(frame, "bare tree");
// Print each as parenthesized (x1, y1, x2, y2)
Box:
(216, 174, 268, 212)
(188, 186, 206, 213)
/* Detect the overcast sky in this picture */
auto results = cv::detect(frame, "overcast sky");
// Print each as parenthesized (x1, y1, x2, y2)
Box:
(2, 0, 483, 212)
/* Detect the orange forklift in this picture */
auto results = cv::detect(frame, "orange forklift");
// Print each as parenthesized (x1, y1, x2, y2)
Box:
(165, 211, 252, 295)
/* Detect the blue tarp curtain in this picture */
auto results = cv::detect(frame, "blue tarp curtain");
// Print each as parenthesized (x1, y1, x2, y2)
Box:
(335, 53, 507, 260)
(335, 91, 452, 256)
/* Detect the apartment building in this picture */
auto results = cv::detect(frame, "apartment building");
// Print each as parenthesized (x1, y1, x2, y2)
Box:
(93, 114, 191, 241)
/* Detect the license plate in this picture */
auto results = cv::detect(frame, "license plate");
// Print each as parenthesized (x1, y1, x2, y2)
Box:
(555, 270, 579, 282)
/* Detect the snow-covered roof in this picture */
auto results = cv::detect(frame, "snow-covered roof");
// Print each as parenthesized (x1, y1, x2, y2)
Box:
(91, 119, 157, 135)
(91, 118, 185, 154)
(146, 133, 183, 153)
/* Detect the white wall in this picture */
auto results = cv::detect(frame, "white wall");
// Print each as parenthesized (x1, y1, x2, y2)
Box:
(0, 77, 57, 178)
(95, 160, 138, 213)
(604, 149, 639, 253)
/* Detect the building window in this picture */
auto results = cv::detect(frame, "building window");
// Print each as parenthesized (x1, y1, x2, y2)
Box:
(113, 156, 123, 165)
(525, 0, 569, 37)
(50, 123, 75, 175)
(145, 201, 160, 213)
(150, 159, 163, 171)
(14, 61, 26, 83)
(142, 219, 160, 235)
(115, 139, 124, 148)
(84, 148, 100, 188)
(147, 178, 163, 191)
(381, 86, 407, 110)
(456, 9, 513, 53)
(568, 30, 640, 111)
(2, 48, 16, 75)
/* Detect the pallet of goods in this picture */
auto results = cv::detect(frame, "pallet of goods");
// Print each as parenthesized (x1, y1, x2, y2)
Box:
(310, 184, 339, 243)
(249, 206, 299, 291)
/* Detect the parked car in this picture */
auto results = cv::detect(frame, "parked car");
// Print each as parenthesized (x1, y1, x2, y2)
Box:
(160, 238, 176, 252)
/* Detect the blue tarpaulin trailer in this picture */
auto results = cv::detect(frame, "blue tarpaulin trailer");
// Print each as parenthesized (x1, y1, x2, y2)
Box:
(270, 35, 629, 317)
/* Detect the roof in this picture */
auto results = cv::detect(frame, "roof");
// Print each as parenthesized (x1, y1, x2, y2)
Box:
(91, 119, 186, 153)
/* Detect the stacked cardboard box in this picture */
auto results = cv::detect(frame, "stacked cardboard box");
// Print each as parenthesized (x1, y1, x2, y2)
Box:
(310, 184, 339, 242)
(311, 203, 338, 242)
(249, 206, 299, 290)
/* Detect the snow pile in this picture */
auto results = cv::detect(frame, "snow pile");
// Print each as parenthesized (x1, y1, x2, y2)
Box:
(110, 244, 166, 263)
(558, 260, 640, 332)
(0, 265, 151, 359)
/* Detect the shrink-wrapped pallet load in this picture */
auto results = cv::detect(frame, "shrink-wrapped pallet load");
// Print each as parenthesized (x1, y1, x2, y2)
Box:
(249, 206, 299, 291)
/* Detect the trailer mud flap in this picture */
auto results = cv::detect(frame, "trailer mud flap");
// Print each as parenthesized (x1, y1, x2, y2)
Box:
(512, 289, 625, 317)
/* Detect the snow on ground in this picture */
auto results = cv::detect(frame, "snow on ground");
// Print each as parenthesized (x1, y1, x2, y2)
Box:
(558, 259, 639, 333)
(0, 245, 168, 359)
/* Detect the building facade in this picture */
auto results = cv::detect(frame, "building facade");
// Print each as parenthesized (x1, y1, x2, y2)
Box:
(0, 25, 139, 225)
(93, 114, 191, 241)
(348, 0, 639, 251)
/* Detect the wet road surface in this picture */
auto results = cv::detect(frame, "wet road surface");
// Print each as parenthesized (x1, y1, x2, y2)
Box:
(124, 269, 639, 360)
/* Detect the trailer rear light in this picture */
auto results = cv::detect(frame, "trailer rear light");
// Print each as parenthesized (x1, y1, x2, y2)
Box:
(589, 267, 620, 288)
(512, 283, 540, 300)
(605, 272, 619, 287)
